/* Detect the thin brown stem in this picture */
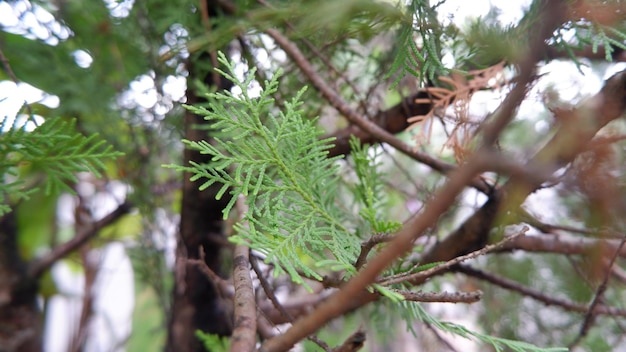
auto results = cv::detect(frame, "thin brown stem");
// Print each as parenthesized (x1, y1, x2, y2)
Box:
(391, 289, 482, 304)
(457, 265, 626, 317)
(380, 227, 528, 286)
(570, 236, 626, 348)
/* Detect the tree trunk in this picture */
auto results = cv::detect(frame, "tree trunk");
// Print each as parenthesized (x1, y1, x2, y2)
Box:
(0, 213, 41, 352)
(166, 3, 234, 351)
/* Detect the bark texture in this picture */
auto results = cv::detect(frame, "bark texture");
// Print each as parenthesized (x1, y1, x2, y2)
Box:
(165, 3, 235, 351)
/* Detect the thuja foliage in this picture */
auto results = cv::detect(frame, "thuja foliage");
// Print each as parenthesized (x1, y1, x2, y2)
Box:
(196, 330, 229, 352)
(169, 52, 368, 287)
(0, 116, 122, 215)
(386, 0, 447, 86)
(396, 302, 567, 352)
(172, 53, 567, 352)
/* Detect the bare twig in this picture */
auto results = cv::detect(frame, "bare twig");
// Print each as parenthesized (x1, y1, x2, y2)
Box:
(256, 0, 372, 119)
(497, 234, 626, 258)
(28, 202, 132, 279)
(188, 246, 233, 297)
(354, 233, 392, 270)
(422, 69, 626, 267)
(379, 227, 528, 286)
(456, 265, 626, 317)
(250, 255, 331, 351)
(570, 236, 626, 348)
(230, 195, 257, 352)
(391, 289, 482, 304)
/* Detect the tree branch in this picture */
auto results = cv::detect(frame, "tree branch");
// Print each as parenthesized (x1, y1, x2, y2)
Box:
(264, 27, 455, 177)
(28, 201, 132, 279)
(230, 195, 257, 352)
(261, 3, 570, 350)
(380, 226, 528, 286)
(250, 255, 331, 352)
(188, 246, 233, 298)
(570, 236, 626, 347)
(391, 289, 482, 304)
(456, 265, 626, 317)
(422, 68, 626, 266)
(497, 234, 626, 258)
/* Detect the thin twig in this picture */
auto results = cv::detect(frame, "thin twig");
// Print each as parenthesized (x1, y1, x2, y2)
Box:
(379, 227, 528, 286)
(497, 234, 626, 258)
(456, 265, 626, 317)
(424, 322, 461, 352)
(354, 233, 392, 270)
(570, 236, 626, 348)
(250, 255, 331, 351)
(188, 246, 233, 297)
(390, 289, 482, 304)
(256, 0, 372, 119)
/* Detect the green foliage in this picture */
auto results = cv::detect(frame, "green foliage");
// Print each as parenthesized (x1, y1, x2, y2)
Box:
(173, 52, 569, 352)
(196, 331, 230, 352)
(0, 116, 123, 215)
(398, 301, 568, 352)
(555, 21, 626, 65)
(167, 52, 363, 287)
(350, 136, 402, 233)
(462, 13, 525, 68)
(349, 137, 402, 235)
(15, 191, 56, 259)
(127, 280, 167, 351)
(385, 0, 447, 86)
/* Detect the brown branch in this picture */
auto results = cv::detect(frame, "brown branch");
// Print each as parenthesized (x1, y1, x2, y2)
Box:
(391, 289, 482, 304)
(380, 226, 528, 286)
(256, 0, 372, 119)
(258, 291, 328, 325)
(230, 196, 257, 352)
(354, 233, 392, 270)
(331, 329, 366, 352)
(188, 246, 233, 297)
(260, 4, 571, 350)
(69, 245, 99, 352)
(264, 27, 457, 178)
(28, 201, 132, 279)
(422, 68, 626, 266)
(323, 92, 431, 157)
(570, 236, 626, 348)
(456, 265, 626, 317)
(250, 255, 331, 352)
(497, 234, 626, 258)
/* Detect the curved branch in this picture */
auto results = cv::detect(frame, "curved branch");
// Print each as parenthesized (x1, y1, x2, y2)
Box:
(264, 27, 454, 176)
